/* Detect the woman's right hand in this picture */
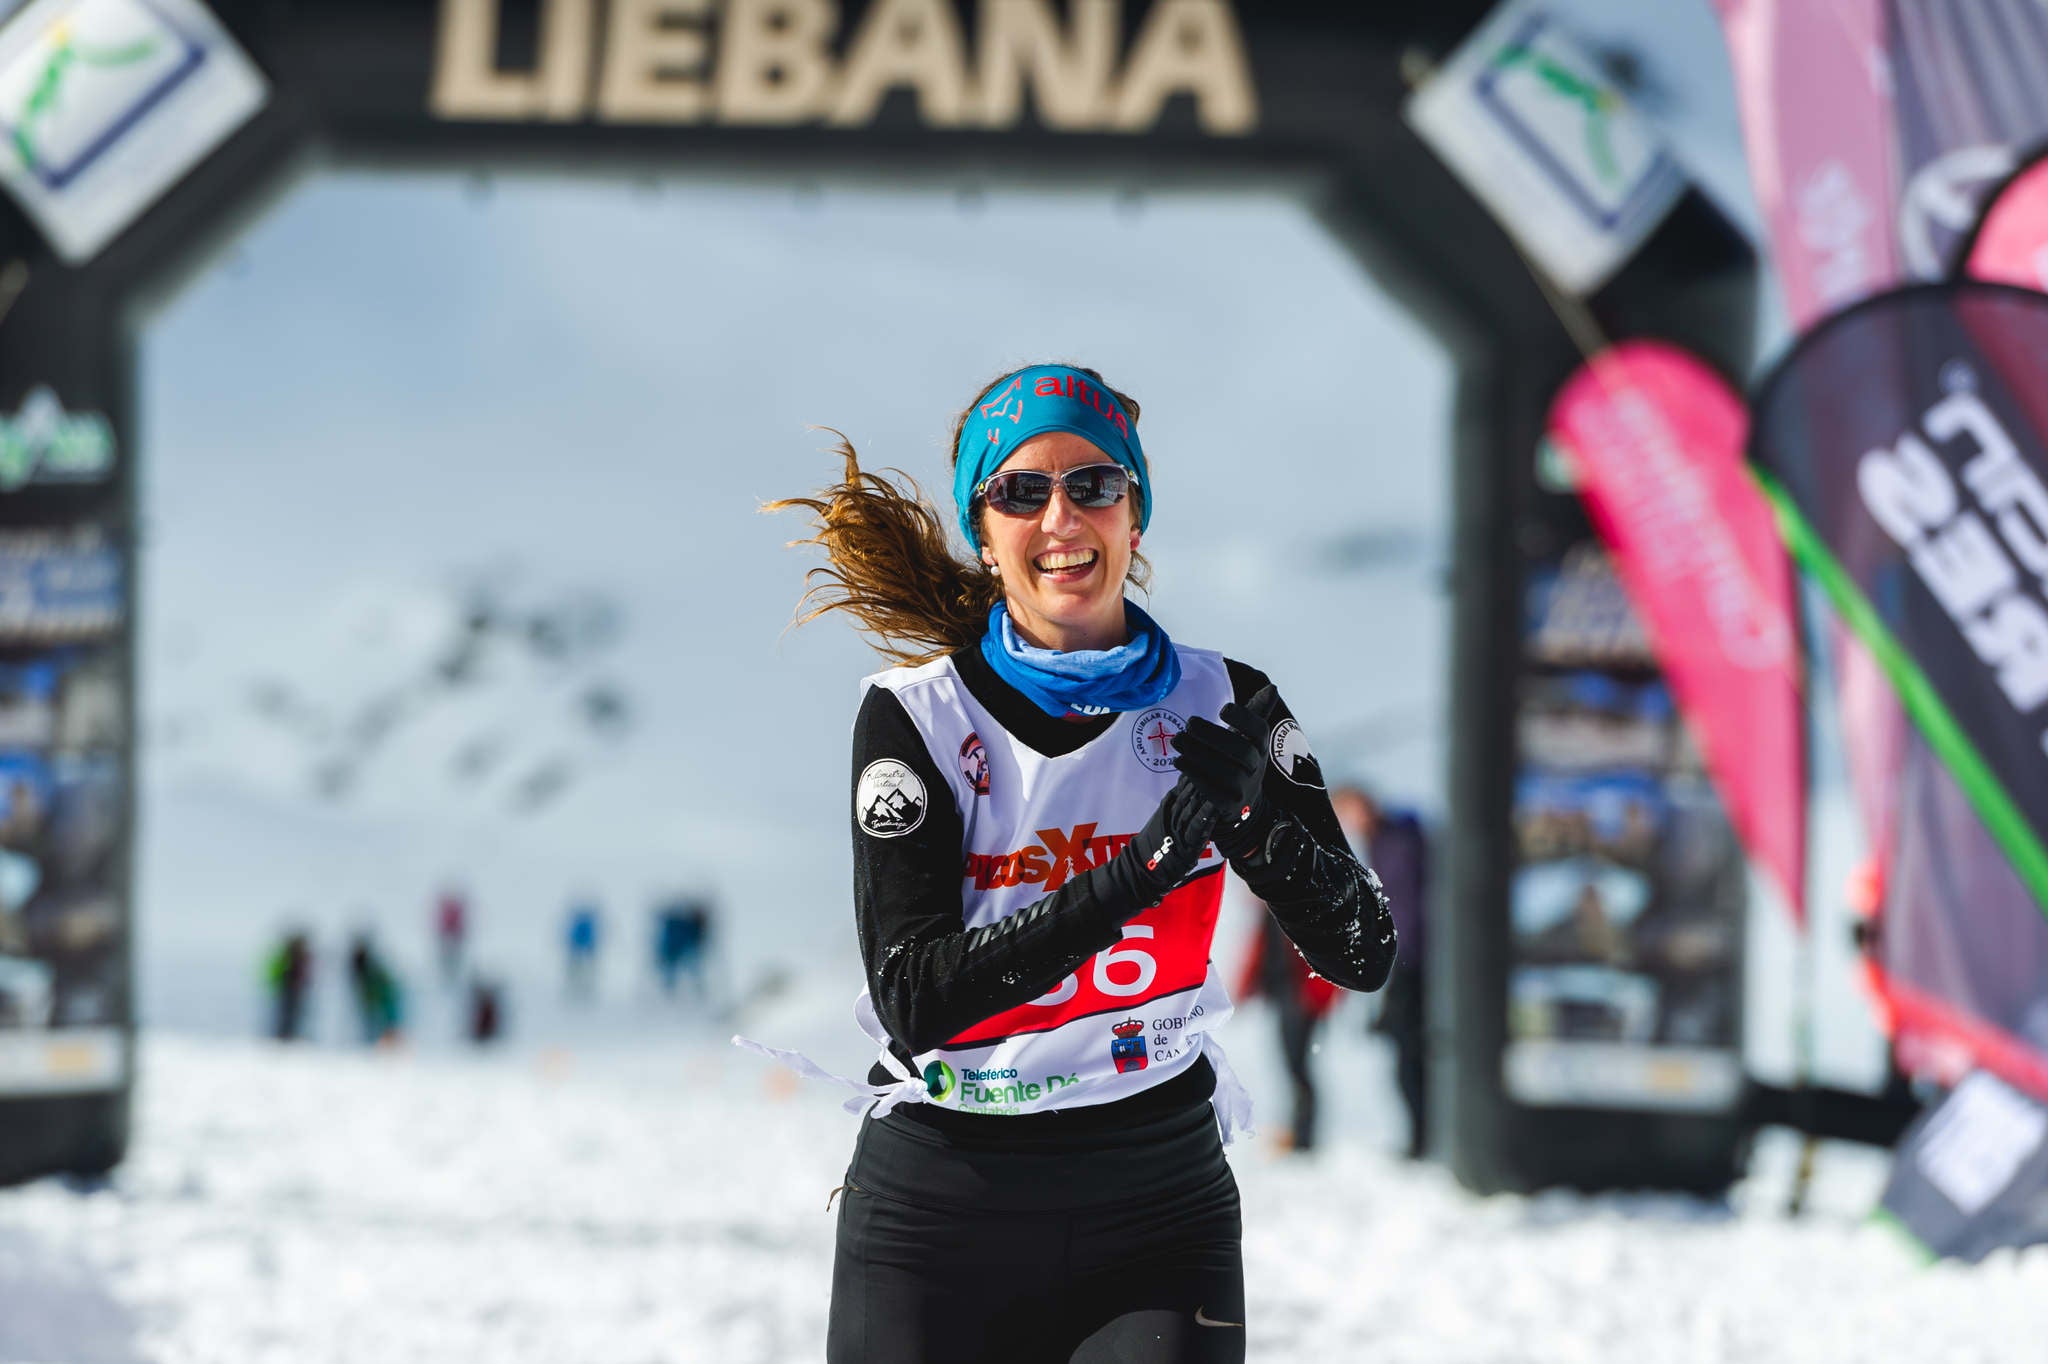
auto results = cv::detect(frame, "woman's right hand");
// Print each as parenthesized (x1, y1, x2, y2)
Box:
(1109, 778, 1216, 907)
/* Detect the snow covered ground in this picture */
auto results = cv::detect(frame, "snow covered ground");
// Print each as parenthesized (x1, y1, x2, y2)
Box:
(2, 997, 2043, 1364)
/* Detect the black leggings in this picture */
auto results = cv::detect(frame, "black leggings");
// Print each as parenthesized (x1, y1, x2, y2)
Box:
(827, 1101, 1245, 1363)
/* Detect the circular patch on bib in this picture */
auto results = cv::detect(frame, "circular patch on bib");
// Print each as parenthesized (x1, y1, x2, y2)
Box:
(1130, 707, 1186, 774)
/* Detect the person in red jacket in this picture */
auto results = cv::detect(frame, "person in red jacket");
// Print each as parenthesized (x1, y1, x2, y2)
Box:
(434, 887, 468, 985)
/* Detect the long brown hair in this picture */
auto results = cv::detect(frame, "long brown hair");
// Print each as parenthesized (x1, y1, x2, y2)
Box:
(765, 365, 1145, 667)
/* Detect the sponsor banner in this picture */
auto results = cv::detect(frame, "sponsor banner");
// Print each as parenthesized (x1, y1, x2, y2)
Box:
(1885, 1, 2048, 282)
(1523, 543, 1656, 671)
(1727, 2, 2048, 292)
(1713, 0, 2048, 1098)
(0, 387, 116, 492)
(0, 1026, 123, 1094)
(1544, 341, 1805, 916)
(1504, 759, 1745, 1110)
(1964, 152, 2048, 293)
(1874, 758, 2048, 1102)
(1868, 698, 2048, 1106)
(1861, 150, 2048, 1092)
(1709, 0, 1897, 326)
(1508, 444, 1748, 1110)
(1406, 0, 1685, 294)
(1503, 1039, 1744, 1113)
(0, 647, 120, 752)
(1835, 619, 1909, 875)
(0, 0, 267, 264)
(0, 636, 125, 1096)
(0, 651, 117, 753)
(1517, 671, 1672, 773)
(1873, 8, 2048, 1074)
(55, 648, 118, 748)
(1881, 1071, 2048, 1262)
(0, 526, 122, 642)
(1749, 282, 2048, 923)
(0, 747, 126, 1046)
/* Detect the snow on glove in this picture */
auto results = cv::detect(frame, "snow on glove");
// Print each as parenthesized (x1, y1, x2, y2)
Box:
(1173, 683, 1281, 856)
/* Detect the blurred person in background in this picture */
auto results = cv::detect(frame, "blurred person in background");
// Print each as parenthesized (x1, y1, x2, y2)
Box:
(261, 928, 314, 1043)
(434, 885, 468, 985)
(653, 896, 713, 1005)
(467, 974, 504, 1045)
(0, 774, 42, 846)
(565, 897, 601, 999)
(0, 858, 33, 961)
(1234, 898, 1340, 1153)
(1337, 784, 1432, 1160)
(347, 931, 404, 1046)
(765, 362, 1396, 1361)
(0, 844, 39, 946)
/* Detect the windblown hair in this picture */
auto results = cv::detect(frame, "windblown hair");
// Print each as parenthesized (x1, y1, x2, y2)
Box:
(766, 365, 1145, 667)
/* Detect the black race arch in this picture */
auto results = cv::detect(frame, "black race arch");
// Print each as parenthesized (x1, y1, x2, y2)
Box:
(0, 0, 1756, 1193)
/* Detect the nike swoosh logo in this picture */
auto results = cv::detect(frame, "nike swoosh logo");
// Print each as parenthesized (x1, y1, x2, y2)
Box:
(1194, 1307, 1243, 1329)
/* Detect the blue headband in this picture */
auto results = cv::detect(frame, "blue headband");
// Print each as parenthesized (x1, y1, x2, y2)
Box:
(953, 365, 1151, 551)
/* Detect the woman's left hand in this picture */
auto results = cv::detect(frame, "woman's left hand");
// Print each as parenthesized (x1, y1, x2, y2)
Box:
(1172, 685, 1280, 846)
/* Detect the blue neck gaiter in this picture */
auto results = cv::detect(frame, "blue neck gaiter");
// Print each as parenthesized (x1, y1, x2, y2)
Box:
(980, 601, 1182, 719)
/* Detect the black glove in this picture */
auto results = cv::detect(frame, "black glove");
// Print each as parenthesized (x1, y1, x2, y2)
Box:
(1100, 778, 1216, 911)
(1173, 684, 1281, 856)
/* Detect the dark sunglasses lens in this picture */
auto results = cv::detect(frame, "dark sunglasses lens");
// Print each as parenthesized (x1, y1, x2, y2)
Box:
(1063, 466, 1129, 507)
(982, 466, 1129, 514)
(984, 471, 1054, 514)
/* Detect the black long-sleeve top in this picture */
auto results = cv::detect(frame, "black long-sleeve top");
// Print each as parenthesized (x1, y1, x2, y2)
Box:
(852, 644, 1396, 1137)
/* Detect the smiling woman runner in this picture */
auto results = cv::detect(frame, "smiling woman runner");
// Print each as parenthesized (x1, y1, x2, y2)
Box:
(762, 362, 1396, 1364)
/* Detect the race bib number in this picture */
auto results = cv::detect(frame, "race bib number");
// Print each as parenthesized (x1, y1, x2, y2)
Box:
(945, 872, 1223, 1047)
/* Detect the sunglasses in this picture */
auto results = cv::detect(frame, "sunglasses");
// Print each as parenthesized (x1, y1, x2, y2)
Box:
(975, 464, 1138, 516)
